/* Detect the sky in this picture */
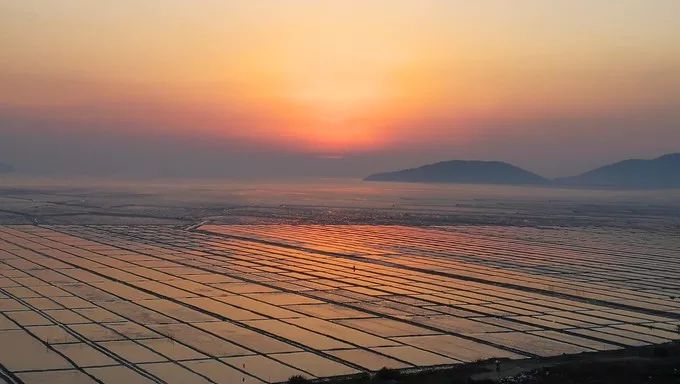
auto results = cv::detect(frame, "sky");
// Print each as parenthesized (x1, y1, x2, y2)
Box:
(1, 0, 679, 178)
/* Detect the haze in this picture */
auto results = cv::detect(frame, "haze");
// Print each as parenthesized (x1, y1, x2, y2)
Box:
(2, 0, 680, 178)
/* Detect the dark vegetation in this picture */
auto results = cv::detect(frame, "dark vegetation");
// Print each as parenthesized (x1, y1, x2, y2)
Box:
(288, 342, 680, 384)
(287, 375, 312, 384)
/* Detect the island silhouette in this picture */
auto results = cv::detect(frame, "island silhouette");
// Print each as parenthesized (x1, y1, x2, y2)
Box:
(0, 162, 13, 173)
(364, 160, 549, 185)
(365, 153, 680, 188)
(556, 153, 680, 188)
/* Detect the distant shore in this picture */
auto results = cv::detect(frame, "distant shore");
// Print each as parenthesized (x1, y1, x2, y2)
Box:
(317, 342, 680, 384)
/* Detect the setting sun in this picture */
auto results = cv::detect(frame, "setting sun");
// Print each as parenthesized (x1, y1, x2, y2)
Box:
(1, 0, 679, 176)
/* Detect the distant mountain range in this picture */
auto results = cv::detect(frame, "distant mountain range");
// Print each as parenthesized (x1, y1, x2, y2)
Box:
(0, 162, 13, 173)
(556, 153, 680, 188)
(364, 153, 680, 188)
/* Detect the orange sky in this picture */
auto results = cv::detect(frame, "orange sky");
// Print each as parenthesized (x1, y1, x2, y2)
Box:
(1, 1, 680, 175)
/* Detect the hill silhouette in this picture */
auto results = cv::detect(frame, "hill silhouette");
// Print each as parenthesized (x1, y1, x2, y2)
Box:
(557, 153, 680, 188)
(364, 160, 548, 185)
(0, 162, 13, 173)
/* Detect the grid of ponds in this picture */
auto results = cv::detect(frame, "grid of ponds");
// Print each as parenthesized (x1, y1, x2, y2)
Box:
(0, 224, 678, 383)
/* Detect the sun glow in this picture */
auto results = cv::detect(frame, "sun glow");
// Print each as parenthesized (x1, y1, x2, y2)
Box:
(2, 1, 679, 155)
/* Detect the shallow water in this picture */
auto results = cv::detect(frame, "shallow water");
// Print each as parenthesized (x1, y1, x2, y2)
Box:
(1, 176, 679, 228)
(0, 224, 678, 383)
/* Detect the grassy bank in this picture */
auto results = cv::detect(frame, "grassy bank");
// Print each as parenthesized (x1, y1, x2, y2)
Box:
(288, 342, 680, 384)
